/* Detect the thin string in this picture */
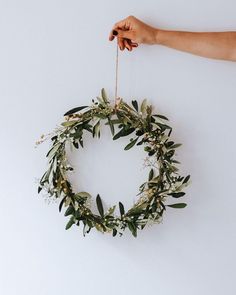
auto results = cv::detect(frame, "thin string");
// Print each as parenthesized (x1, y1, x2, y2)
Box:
(114, 42, 119, 106)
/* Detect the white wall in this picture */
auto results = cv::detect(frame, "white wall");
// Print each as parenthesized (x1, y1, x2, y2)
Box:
(0, 0, 236, 294)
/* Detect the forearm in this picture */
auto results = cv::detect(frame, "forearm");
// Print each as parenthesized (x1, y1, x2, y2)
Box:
(156, 30, 236, 61)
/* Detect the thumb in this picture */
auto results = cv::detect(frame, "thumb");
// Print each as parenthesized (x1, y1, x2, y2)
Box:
(116, 29, 135, 41)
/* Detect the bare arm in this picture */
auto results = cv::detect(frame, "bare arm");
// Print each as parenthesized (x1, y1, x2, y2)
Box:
(109, 16, 236, 62)
(157, 30, 236, 61)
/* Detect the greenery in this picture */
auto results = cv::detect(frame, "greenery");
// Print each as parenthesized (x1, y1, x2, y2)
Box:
(36, 88, 190, 237)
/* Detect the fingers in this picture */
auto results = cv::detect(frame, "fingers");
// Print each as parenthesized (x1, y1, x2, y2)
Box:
(117, 37, 125, 51)
(109, 30, 116, 41)
(124, 38, 132, 51)
(109, 16, 139, 51)
(127, 38, 138, 47)
(109, 30, 138, 51)
(115, 37, 138, 51)
(114, 37, 138, 51)
(111, 18, 130, 35)
(109, 18, 128, 41)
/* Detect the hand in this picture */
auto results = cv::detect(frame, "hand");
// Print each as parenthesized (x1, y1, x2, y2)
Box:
(109, 15, 159, 51)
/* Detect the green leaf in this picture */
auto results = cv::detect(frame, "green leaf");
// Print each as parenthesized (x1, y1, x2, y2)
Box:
(73, 129, 83, 139)
(119, 202, 125, 217)
(171, 143, 182, 149)
(94, 113, 107, 119)
(148, 168, 154, 181)
(148, 150, 156, 156)
(171, 160, 181, 164)
(92, 120, 100, 138)
(168, 128, 172, 137)
(46, 143, 60, 158)
(183, 175, 191, 184)
(124, 137, 138, 150)
(59, 196, 66, 212)
(168, 192, 186, 198)
(101, 88, 108, 103)
(153, 114, 169, 120)
(131, 100, 138, 112)
(112, 228, 117, 237)
(105, 119, 120, 125)
(165, 141, 174, 148)
(82, 124, 93, 134)
(77, 191, 92, 199)
(167, 203, 187, 209)
(105, 205, 116, 216)
(127, 222, 137, 237)
(64, 205, 75, 217)
(107, 117, 115, 136)
(96, 194, 104, 217)
(73, 141, 79, 149)
(141, 98, 147, 114)
(64, 106, 88, 116)
(61, 120, 78, 127)
(156, 123, 171, 130)
(65, 217, 75, 230)
(113, 127, 135, 140)
(79, 138, 83, 148)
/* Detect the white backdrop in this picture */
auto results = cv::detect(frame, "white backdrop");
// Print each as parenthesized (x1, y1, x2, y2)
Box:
(0, 1, 236, 294)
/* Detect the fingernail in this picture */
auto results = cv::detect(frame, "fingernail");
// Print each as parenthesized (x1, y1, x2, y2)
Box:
(113, 30, 118, 36)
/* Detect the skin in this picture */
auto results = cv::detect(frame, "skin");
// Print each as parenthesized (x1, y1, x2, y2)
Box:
(109, 15, 236, 61)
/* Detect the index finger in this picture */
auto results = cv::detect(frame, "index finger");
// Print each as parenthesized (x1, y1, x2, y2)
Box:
(108, 18, 130, 41)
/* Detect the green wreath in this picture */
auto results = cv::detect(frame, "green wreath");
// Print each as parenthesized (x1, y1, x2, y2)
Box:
(36, 88, 190, 237)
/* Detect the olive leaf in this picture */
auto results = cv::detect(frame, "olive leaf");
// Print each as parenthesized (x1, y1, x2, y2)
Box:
(92, 120, 100, 138)
(170, 143, 182, 149)
(153, 114, 169, 121)
(64, 205, 75, 217)
(105, 205, 116, 216)
(113, 127, 135, 140)
(112, 228, 118, 237)
(46, 143, 60, 158)
(167, 203, 187, 209)
(119, 202, 125, 217)
(64, 106, 88, 116)
(59, 196, 67, 212)
(148, 168, 154, 181)
(124, 137, 138, 150)
(73, 141, 79, 149)
(141, 98, 147, 114)
(107, 117, 115, 136)
(101, 88, 109, 103)
(105, 119, 120, 125)
(131, 100, 138, 112)
(183, 175, 191, 184)
(96, 194, 104, 217)
(65, 216, 75, 230)
(77, 191, 92, 198)
(168, 192, 185, 198)
(127, 222, 137, 237)
(61, 120, 78, 127)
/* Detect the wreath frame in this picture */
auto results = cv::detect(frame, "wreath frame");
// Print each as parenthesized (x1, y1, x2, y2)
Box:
(37, 88, 190, 237)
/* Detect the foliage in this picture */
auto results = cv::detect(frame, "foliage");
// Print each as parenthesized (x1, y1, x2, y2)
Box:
(37, 88, 191, 237)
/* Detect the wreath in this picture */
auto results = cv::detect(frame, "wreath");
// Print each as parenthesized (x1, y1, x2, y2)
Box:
(36, 88, 190, 237)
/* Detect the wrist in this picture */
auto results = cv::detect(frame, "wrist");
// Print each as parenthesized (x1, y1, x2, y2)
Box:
(155, 29, 166, 45)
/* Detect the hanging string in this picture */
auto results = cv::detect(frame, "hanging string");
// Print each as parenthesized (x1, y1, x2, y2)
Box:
(114, 41, 120, 108)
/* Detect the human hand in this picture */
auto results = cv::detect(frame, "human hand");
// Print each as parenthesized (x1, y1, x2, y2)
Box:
(109, 15, 159, 51)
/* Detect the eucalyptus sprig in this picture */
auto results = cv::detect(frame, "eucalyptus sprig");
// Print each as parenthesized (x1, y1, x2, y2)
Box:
(37, 88, 190, 237)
